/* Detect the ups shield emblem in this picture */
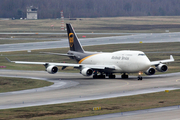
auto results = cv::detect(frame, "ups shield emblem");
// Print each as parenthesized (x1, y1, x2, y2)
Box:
(69, 33, 74, 47)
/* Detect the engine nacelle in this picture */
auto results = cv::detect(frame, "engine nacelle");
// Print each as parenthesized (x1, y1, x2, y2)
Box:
(156, 64, 168, 72)
(144, 67, 155, 75)
(81, 68, 93, 76)
(46, 65, 58, 74)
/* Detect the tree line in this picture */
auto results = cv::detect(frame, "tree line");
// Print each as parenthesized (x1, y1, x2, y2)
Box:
(0, 0, 180, 19)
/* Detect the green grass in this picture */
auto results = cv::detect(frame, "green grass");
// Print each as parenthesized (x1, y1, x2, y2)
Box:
(0, 89, 180, 120)
(0, 77, 53, 93)
(1, 16, 180, 33)
(0, 40, 58, 44)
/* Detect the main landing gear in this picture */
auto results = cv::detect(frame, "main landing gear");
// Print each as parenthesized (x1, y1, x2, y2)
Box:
(93, 71, 106, 79)
(93, 74, 116, 79)
(109, 74, 116, 79)
(92, 72, 143, 80)
(93, 74, 106, 79)
(93, 72, 116, 79)
(121, 73, 128, 79)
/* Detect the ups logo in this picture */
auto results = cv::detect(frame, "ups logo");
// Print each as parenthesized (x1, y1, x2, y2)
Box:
(69, 33, 74, 47)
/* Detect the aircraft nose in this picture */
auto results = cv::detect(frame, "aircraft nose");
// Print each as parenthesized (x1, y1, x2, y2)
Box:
(144, 60, 151, 69)
(139, 59, 151, 70)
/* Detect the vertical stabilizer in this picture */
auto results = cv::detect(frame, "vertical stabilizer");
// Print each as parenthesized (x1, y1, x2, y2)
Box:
(66, 23, 84, 53)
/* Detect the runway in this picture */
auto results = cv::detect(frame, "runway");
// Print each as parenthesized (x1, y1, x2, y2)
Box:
(0, 32, 180, 52)
(0, 32, 135, 35)
(0, 70, 180, 111)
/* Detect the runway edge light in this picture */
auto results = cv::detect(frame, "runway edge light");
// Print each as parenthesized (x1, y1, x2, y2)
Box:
(93, 107, 101, 111)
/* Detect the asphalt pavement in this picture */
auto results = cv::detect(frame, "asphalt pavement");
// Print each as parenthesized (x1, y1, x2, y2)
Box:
(0, 32, 180, 52)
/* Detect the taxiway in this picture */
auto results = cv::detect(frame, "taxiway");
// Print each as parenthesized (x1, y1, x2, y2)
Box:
(0, 70, 180, 110)
(0, 32, 180, 52)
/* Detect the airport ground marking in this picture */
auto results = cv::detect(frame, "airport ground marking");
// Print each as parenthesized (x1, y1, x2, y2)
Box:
(120, 81, 129, 87)
(175, 79, 180, 82)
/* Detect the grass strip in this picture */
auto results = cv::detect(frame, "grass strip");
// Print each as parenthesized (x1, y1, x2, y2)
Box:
(0, 40, 57, 44)
(1, 17, 180, 33)
(0, 89, 180, 120)
(0, 77, 53, 93)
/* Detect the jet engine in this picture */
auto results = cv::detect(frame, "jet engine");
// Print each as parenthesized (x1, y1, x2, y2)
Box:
(81, 68, 93, 76)
(46, 65, 58, 74)
(156, 64, 168, 72)
(144, 67, 155, 75)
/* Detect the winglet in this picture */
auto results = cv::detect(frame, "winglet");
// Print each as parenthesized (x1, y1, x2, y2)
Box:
(5, 57, 12, 62)
(150, 55, 175, 65)
(170, 55, 174, 61)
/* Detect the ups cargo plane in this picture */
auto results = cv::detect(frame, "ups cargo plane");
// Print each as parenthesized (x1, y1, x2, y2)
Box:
(6, 24, 174, 80)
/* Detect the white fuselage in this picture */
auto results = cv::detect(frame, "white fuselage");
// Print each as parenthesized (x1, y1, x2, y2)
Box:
(80, 50, 151, 73)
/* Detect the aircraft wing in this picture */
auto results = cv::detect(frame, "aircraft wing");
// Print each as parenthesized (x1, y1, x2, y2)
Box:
(150, 55, 174, 65)
(6, 57, 116, 70)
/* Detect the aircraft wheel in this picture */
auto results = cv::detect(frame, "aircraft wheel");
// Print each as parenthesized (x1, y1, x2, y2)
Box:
(93, 75, 98, 79)
(109, 75, 116, 79)
(137, 76, 143, 80)
(100, 75, 106, 79)
(121, 74, 128, 79)
(93, 75, 105, 79)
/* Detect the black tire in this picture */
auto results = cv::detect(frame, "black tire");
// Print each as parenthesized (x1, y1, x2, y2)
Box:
(100, 75, 106, 79)
(93, 75, 98, 79)
(109, 75, 116, 79)
(122, 74, 128, 79)
(93, 75, 105, 79)
(137, 76, 143, 80)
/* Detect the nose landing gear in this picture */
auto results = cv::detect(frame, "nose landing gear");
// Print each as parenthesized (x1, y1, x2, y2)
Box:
(137, 72, 143, 80)
(138, 75, 143, 80)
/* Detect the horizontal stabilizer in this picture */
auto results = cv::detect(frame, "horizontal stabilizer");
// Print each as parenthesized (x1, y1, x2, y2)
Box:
(5, 57, 11, 63)
(39, 52, 74, 57)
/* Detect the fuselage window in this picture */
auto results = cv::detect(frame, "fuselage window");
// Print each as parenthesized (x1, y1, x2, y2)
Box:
(138, 54, 146, 56)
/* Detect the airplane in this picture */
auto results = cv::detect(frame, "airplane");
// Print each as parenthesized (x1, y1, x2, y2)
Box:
(6, 23, 175, 80)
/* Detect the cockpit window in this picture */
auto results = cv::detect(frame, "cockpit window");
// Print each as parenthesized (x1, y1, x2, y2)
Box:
(138, 54, 146, 56)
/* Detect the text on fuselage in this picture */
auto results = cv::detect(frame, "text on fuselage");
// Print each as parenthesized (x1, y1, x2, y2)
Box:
(111, 56, 129, 60)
